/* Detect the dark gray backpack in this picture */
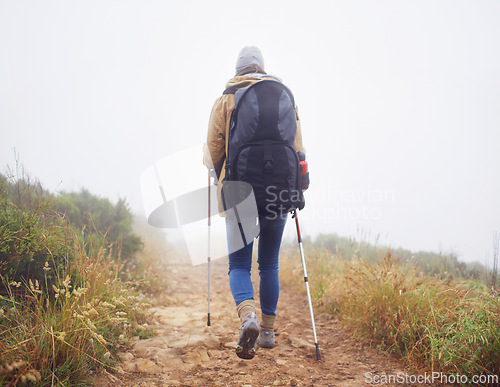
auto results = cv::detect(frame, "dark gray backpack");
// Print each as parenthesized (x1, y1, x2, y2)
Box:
(222, 79, 304, 220)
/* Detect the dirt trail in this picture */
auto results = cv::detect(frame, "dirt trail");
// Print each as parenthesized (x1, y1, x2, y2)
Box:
(96, 256, 424, 386)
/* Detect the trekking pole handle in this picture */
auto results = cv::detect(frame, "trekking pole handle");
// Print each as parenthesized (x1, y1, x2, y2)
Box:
(293, 210, 302, 243)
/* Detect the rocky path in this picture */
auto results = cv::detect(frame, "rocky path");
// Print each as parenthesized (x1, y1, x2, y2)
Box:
(95, 256, 424, 386)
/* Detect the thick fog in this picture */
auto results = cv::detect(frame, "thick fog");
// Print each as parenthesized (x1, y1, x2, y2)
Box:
(1, 1, 499, 265)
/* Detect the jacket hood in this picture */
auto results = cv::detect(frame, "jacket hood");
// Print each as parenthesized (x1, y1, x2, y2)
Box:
(235, 46, 264, 74)
(225, 74, 281, 91)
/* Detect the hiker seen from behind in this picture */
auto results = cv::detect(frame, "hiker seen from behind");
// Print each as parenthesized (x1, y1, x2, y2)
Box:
(204, 46, 309, 360)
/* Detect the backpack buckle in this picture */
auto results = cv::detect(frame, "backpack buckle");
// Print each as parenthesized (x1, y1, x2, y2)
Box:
(263, 141, 273, 173)
(263, 160, 273, 173)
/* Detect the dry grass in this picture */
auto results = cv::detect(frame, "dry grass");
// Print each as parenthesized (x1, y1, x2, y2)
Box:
(280, 245, 500, 381)
(0, 223, 153, 385)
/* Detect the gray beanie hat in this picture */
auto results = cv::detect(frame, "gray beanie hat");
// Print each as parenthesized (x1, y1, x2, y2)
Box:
(235, 46, 265, 74)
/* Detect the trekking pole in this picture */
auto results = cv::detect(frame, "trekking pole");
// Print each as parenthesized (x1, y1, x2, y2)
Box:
(207, 172, 212, 326)
(292, 209, 321, 360)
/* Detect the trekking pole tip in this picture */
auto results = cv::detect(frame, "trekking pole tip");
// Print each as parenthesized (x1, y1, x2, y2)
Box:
(315, 343, 321, 361)
(207, 314, 211, 327)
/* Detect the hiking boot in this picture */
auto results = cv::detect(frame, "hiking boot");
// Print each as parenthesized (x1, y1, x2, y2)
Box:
(235, 312, 260, 359)
(257, 330, 275, 348)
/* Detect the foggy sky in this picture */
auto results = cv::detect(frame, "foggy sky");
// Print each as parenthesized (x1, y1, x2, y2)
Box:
(1, 0, 499, 265)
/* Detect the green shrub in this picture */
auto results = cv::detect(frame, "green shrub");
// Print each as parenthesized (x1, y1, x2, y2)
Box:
(53, 189, 143, 260)
(309, 232, 483, 281)
(0, 182, 70, 292)
(0, 172, 152, 385)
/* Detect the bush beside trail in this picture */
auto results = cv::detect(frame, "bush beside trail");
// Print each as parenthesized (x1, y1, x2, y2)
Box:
(313, 232, 485, 280)
(0, 172, 166, 385)
(52, 189, 143, 261)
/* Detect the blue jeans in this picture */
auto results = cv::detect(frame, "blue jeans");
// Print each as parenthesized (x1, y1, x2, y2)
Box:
(226, 216, 287, 316)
